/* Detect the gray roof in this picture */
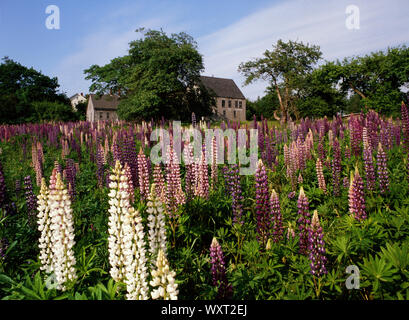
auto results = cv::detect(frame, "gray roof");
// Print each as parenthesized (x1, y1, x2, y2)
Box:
(90, 94, 120, 111)
(200, 76, 245, 99)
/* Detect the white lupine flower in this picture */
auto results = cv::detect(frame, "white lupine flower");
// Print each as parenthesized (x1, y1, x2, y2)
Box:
(36, 178, 53, 273)
(150, 249, 178, 300)
(147, 184, 167, 264)
(47, 172, 77, 291)
(108, 160, 149, 300)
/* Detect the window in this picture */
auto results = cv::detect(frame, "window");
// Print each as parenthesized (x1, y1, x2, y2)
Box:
(235, 100, 238, 108)
(234, 110, 237, 118)
(228, 100, 232, 108)
(239, 101, 242, 109)
(222, 100, 225, 108)
(223, 110, 226, 116)
(106, 112, 110, 119)
(99, 112, 103, 120)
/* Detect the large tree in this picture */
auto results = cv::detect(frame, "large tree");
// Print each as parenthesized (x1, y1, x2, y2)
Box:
(84, 28, 214, 121)
(317, 45, 409, 115)
(238, 39, 322, 122)
(0, 57, 71, 123)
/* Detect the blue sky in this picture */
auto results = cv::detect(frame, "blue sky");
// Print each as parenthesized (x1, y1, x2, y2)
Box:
(1, 0, 409, 100)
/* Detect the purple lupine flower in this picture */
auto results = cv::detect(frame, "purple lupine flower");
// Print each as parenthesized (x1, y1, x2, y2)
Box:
(23, 176, 37, 223)
(255, 159, 271, 246)
(137, 148, 150, 200)
(270, 189, 283, 242)
(331, 138, 341, 196)
(377, 143, 389, 193)
(363, 144, 376, 192)
(308, 210, 327, 277)
(297, 187, 310, 255)
(348, 168, 367, 221)
(210, 238, 233, 300)
(287, 191, 296, 199)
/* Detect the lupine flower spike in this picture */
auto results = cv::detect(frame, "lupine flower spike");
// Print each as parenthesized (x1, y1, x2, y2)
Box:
(210, 238, 233, 299)
(48, 172, 77, 291)
(150, 249, 178, 300)
(147, 183, 167, 263)
(308, 210, 327, 277)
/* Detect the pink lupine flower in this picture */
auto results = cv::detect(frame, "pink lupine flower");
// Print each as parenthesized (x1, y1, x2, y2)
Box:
(377, 143, 389, 193)
(270, 189, 283, 242)
(316, 158, 327, 193)
(195, 149, 209, 199)
(255, 159, 271, 246)
(348, 168, 367, 221)
(165, 145, 185, 221)
(124, 163, 135, 203)
(153, 164, 166, 204)
(137, 148, 150, 200)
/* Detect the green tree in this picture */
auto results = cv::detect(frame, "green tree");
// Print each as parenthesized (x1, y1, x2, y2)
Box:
(0, 57, 71, 123)
(31, 101, 77, 122)
(318, 45, 409, 116)
(238, 39, 322, 122)
(246, 90, 279, 120)
(84, 28, 214, 121)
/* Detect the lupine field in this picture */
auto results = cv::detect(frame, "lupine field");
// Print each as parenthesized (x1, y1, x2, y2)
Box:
(1, 104, 409, 300)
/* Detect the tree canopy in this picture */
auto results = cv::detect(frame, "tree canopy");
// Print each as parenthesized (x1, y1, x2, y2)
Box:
(242, 42, 409, 120)
(84, 28, 214, 121)
(0, 57, 74, 124)
(238, 39, 322, 122)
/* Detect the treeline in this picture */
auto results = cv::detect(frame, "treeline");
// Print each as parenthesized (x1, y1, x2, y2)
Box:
(0, 57, 85, 124)
(241, 41, 409, 120)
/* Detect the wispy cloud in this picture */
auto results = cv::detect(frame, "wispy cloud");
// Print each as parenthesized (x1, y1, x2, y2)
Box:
(54, 9, 186, 95)
(198, 0, 409, 100)
(56, 0, 409, 100)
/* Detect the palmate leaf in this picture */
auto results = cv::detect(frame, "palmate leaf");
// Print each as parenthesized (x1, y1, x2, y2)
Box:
(359, 255, 399, 293)
(380, 242, 409, 273)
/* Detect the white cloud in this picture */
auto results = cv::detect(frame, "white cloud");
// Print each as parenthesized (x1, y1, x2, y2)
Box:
(56, 0, 409, 100)
(197, 0, 409, 100)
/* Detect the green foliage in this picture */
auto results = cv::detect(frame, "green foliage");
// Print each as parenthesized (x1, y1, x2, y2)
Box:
(238, 39, 322, 121)
(31, 101, 77, 122)
(0, 57, 72, 124)
(84, 28, 214, 121)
